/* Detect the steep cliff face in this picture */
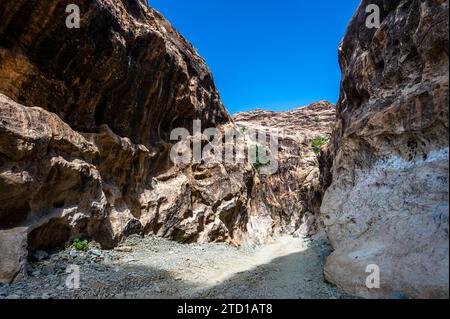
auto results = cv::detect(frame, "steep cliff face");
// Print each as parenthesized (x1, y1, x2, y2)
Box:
(0, 0, 254, 283)
(320, 0, 449, 298)
(0, 0, 229, 142)
(234, 101, 336, 242)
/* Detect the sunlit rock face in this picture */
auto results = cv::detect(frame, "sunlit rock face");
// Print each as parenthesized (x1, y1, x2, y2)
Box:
(320, 0, 449, 298)
(233, 101, 336, 243)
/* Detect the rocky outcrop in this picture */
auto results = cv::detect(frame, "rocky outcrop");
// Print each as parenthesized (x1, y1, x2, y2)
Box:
(0, 0, 228, 143)
(320, 0, 449, 298)
(0, 227, 27, 284)
(0, 0, 256, 284)
(234, 101, 336, 242)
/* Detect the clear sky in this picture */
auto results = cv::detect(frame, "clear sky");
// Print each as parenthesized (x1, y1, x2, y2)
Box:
(148, 0, 361, 114)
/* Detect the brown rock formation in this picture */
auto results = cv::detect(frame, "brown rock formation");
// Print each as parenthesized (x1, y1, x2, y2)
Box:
(234, 101, 336, 242)
(0, 0, 228, 144)
(3, 0, 446, 298)
(0, 0, 255, 284)
(320, 0, 449, 298)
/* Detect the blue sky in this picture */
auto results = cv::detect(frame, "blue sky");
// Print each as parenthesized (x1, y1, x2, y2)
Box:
(148, 0, 360, 114)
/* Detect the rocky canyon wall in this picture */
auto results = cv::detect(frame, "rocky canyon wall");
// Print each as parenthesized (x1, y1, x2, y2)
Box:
(234, 101, 336, 241)
(320, 0, 449, 298)
(2, 0, 447, 299)
(0, 0, 328, 284)
(0, 0, 256, 283)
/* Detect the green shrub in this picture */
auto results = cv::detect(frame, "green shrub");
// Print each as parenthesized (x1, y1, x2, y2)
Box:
(314, 115, 321, 123)
(72, 238, 89, 251)
(311, 135, 330, 154)
(250, 144, 270, 172)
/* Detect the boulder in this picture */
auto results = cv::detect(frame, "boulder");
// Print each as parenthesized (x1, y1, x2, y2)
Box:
(0, 227, 28, 284)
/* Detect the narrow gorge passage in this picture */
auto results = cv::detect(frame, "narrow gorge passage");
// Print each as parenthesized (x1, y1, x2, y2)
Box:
(0, 0, 448, 300)
(0, 235, 350, 299)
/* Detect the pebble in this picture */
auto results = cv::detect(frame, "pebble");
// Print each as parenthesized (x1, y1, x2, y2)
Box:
(41, 292, 52, 299)
(153, 285, 161, 293)
(41, 264, 54, 275)
(114, 246, 133, 253)
(115, 293, 125, 299)
(34, 250, 49, 261)
(90, 249, 102, 256)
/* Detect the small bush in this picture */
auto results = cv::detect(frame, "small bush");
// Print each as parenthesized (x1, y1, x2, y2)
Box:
(72, 238, 89, 251)
(250, 144, 271, 173)
(314, 115, 321, 123)
(311, 135, 330, 154)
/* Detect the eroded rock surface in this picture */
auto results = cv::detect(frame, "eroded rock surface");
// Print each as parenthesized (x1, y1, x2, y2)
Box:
(0, 0, 228, 144)
(320, 0, 449, 298)
(0, 227, 27, 284)
(234, 101, 336, 242)
(0, 0, 255, 283)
